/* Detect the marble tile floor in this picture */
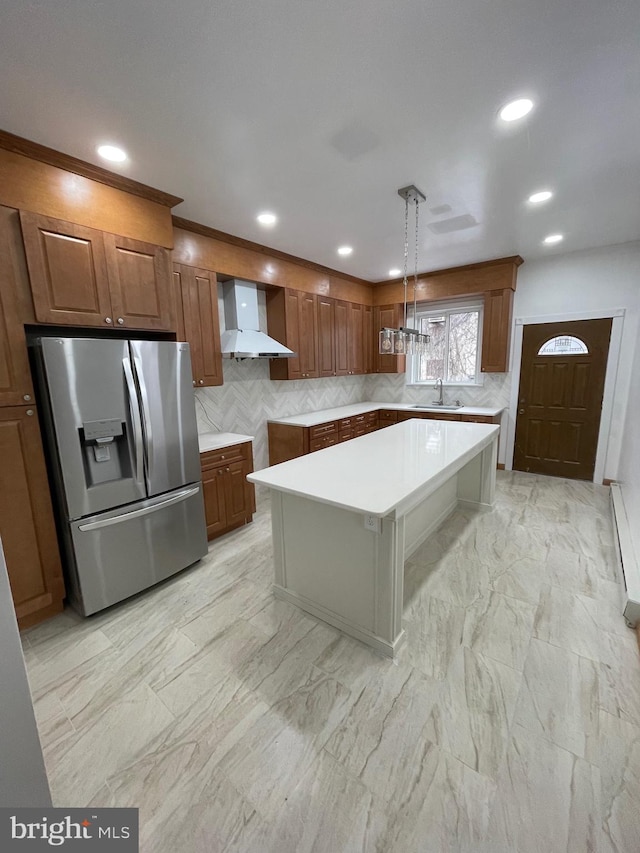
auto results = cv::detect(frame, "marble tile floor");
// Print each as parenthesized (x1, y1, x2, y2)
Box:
(22, 470, 640, 853)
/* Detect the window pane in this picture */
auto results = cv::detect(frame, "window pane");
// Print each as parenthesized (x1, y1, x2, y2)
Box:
(538, 336, 588, 355)
(418, 316, 446, 380)
(447, 311, 479, 381)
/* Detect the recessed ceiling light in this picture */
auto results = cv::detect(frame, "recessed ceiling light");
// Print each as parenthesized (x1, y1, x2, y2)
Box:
(543, 233, 564, 245)
(337, 246, 353, 256)
(257, 212, 277, 226)
(528, 190, 553, 204)
(97, 144, 127, 163)
(499, 98, 534, 122)
(388, 268, 401, 277)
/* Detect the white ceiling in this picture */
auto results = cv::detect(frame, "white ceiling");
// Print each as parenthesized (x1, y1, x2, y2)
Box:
(1, 0, 639, 280)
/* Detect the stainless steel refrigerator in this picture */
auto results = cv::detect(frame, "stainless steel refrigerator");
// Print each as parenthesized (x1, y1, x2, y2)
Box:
(33, 337, 208, 616)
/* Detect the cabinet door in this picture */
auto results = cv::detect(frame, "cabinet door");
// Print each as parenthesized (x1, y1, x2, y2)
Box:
(481, 289, 513, 373)
(0, 210, 34, 405)
(20, 212, 113, 327)
(373, 305, 406, 374)
(283, 290, 303, 380)
(0, 406, 64, 628)
(201, 465, 228, 540)
(348, 302, 364, 374)
(176, 264, 223, 388)
(105, 234, 173, 331)
(299, 291, 318, 378)
(317, 295, 336, 377)
(224, 460, 251, 527)
(363, 305, 373, 374)
(334, 299, 349, 376)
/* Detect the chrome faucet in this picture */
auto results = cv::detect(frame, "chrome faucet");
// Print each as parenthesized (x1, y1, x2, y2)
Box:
(433, 377, 444, 406)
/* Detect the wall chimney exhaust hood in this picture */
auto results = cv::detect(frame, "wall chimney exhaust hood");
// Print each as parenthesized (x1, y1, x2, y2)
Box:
(219, 280, 295, 359)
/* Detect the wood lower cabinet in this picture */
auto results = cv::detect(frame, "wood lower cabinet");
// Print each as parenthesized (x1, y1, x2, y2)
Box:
(173, 264, 223, 387)
(0, 406, 64, 628)
(20, 211, 173, 331)
(269, 411, 379, 464)
(200, 442, 255, 541)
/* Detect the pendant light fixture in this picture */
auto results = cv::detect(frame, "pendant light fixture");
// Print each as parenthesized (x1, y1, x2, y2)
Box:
(379, 185, 430, 356)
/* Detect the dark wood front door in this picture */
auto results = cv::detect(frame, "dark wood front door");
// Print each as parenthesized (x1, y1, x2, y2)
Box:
(514, 318, 612, 480)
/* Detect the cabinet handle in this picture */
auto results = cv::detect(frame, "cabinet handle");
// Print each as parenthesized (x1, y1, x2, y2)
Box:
(117, 318, 124, 326)
(26, 409, 34, 416)
(23, 394, 31, 401)
(199, 379, 204, 385)
(105, 317, 113, 325)
(192, 380, 196, 386)
(221, 455, 225, 460)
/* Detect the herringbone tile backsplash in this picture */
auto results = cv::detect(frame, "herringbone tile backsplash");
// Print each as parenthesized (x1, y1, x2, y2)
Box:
(196, 359, 511, 472)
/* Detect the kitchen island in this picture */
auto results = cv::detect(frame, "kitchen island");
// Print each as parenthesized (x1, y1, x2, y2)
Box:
(248, 418, 499, 657)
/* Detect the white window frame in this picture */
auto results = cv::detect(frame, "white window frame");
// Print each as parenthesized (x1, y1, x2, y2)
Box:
(406, 298, 484, 386)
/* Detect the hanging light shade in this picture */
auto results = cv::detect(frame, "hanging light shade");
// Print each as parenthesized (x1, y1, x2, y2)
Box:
(379, 184, 430, 356)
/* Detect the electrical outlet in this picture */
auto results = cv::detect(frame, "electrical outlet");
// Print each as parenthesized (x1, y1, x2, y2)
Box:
(363, 514, 380, 533)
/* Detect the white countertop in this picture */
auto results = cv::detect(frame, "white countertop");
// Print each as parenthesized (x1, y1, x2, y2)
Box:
(249, 419, 499, 517)
(268, 401, 504, 427)
(198, 432, 254, 453)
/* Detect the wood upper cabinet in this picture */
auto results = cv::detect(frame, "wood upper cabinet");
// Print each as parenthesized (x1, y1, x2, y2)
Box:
(373, 304, 406, 374)
(268, 287, 372, 380)
(363, 305, 373, 375)
(348, 302, 364, 375)
(0, 208, 34, 405)
(481, 288, 513, 373)
(317, 295, 336, 377)
(0, 406, 65, 628)
(334, 299, 349, 376)
(267, 288, 318, 380)
(104, 234, 173, 330)
(20, 212, 112, 327)
(173, 263, 223, 387)
(19, 211, 173, 331)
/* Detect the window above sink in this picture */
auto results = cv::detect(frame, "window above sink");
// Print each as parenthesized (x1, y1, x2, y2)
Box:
(407, 297, 483, 387)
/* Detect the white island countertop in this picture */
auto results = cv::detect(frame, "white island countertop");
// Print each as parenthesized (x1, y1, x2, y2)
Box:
(198, 432, 254, 453)
(268, 401, 504, 427)
(249, 419, 499, 517)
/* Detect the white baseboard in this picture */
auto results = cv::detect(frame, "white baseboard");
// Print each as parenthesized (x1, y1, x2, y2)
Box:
(610, 483, 640, 627)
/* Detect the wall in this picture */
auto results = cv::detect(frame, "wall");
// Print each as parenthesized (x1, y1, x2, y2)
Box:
(512, 241, 640, 479)
(617, 330, 640, 566)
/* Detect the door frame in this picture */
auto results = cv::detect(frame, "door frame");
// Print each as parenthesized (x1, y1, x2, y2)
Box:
(505, 308, 625, 483)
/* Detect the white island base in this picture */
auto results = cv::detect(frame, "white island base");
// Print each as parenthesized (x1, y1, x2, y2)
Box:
(249, 420, 499, 658)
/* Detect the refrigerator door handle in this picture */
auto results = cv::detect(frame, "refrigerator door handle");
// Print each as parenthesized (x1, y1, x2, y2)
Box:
(122, 357, 145, 487)
(133, 356, 154, 484)
(78, 486, 200, 531)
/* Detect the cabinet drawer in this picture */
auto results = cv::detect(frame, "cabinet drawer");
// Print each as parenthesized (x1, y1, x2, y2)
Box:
(338, 417, 352, 429)
(309, 435, 338, 452)
(461, 415, 497, 424)
(310, 421, 337, 440)
(353, 414, 367, 425)
(364, 411, 378, 423)
(339, 428, 354, 441)
(378, 410, 398, 423)
(201, 443, 247, 470)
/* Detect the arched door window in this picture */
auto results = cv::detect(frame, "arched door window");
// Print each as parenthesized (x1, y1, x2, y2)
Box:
(537, 335, 589, 356)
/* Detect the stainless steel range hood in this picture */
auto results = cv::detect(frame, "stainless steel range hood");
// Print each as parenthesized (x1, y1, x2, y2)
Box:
(220, 280, 295, 359)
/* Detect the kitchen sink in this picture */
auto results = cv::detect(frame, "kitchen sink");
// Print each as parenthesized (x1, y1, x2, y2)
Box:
(411, 404, 463, 411)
